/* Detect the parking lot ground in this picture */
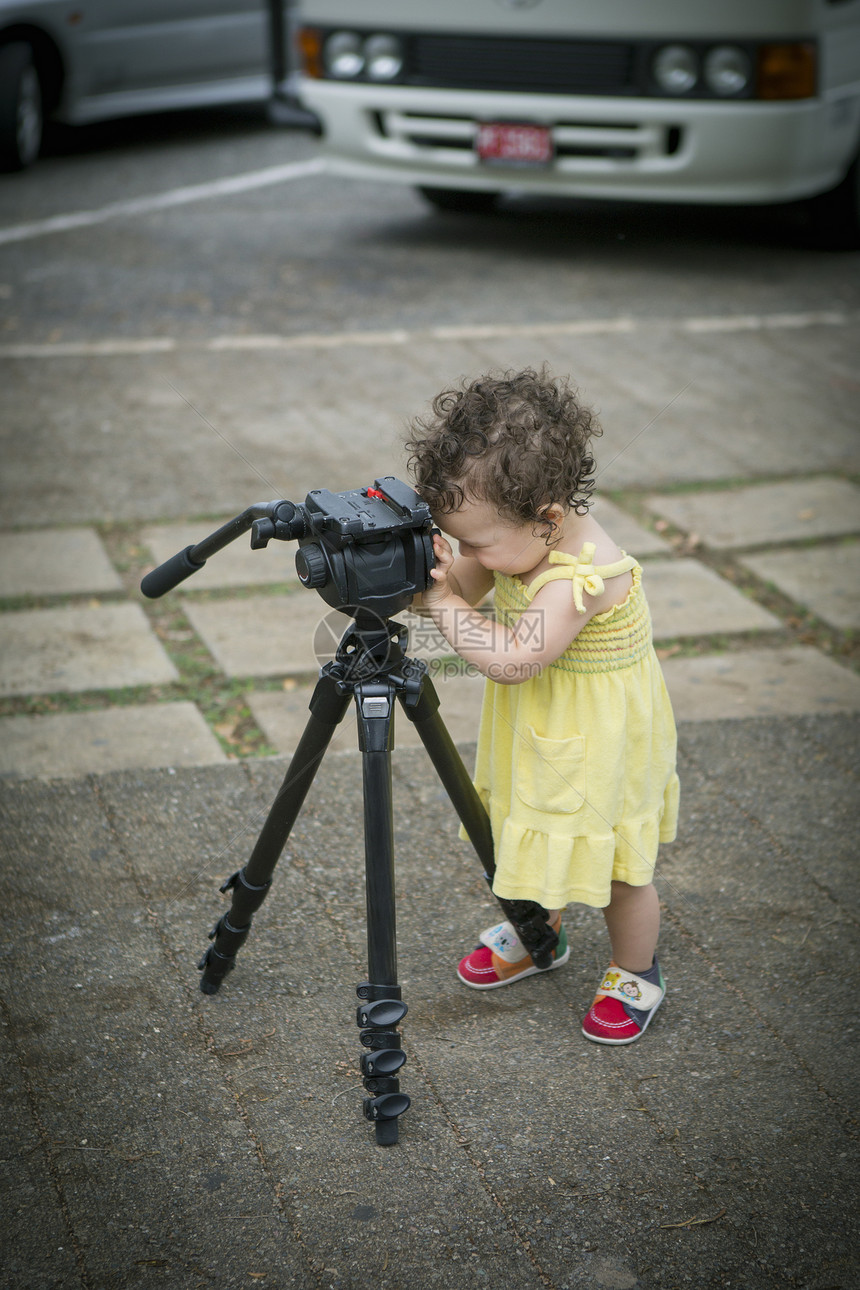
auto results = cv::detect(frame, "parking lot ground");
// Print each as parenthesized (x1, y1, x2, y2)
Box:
(1, 713, 857, 1289)
(1, 120, 858, 1288)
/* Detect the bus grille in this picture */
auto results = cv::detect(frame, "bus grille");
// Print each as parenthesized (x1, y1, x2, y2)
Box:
(406, 35, 638, 96)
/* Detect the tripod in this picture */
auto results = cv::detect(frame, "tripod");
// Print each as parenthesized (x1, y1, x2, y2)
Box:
(196, 612, 560, 1145)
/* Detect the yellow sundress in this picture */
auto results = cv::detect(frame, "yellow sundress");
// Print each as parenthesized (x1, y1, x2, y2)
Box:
(464, 542, 680, 909)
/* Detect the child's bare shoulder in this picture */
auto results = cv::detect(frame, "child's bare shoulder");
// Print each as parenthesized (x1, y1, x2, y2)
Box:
(566, 516, 626, 565)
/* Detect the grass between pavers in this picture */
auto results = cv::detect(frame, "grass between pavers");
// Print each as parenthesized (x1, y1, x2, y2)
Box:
(606, 483, 860, 671)
(606, 468, 860, 499)
(1, 486, 858, 761)
(0, 676, 288, 760)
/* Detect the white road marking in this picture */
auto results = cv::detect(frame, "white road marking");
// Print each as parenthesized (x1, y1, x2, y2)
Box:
(208, 329, 412, 350)
(683, 310, 847, 332)
(0, 310, 850, 359)
(205, 320, 637, 351)
(0, 158, 326, 246)
(429, 318, 636, 340)
(0, 338, 177, 357)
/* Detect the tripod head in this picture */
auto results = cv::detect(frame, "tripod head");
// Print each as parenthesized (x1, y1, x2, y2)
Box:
(140, 476, 435, 622)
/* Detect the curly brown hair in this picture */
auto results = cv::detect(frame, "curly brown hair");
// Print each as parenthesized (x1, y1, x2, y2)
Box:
(405, 366, 601, 535)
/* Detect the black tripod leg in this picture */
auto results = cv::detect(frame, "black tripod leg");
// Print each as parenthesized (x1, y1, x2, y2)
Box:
(354, 680, 410, 1146)
(400, 674, 559, 970)
(198, 671, 351, 994)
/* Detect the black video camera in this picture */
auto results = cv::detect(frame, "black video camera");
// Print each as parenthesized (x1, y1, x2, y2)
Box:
(141, 477, 435, 621)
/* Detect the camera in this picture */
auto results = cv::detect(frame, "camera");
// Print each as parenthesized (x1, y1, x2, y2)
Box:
(252, 476, 434, 620)
(141, 476, 435, 622)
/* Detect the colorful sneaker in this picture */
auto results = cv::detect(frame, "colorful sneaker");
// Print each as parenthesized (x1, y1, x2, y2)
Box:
(581, 960, 665, 1045)
(457, 916, 569, 989)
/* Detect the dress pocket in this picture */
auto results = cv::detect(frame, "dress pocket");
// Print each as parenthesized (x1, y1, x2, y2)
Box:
(514, 726, 587, 816)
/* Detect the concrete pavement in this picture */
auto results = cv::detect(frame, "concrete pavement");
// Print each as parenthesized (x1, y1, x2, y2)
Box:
(1, 312, 859, 1287)
(1, 716, 857, 1289)
(1, 467, 859, 778)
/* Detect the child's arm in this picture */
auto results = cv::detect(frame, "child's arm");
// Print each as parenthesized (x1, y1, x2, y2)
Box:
(424, 534, 610, 684)
(412, 540, 494, 610)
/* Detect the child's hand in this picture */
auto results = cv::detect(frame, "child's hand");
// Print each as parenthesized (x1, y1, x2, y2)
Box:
(424, 532, 455, 607)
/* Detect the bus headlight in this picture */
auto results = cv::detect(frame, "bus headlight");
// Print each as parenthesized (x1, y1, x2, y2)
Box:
(652, 45, 699, 94)
(704, 45, 751, 96)
(365, 35, 403, 81)
(324, 32, 365, 79)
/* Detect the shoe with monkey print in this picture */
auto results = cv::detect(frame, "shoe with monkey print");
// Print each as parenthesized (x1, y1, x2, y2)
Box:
(581, 959, 665, 1044)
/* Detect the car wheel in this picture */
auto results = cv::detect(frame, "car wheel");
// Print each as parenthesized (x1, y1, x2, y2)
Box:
(0, 42, 44, 171)
(807, 146, 860, 251)
(417, 186, 499, 213)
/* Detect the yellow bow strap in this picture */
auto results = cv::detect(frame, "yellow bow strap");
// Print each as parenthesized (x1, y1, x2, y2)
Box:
(548, 543, 604, 613)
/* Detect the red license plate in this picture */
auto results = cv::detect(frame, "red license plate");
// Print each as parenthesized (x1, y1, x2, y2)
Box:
(476, 122, 553, 166)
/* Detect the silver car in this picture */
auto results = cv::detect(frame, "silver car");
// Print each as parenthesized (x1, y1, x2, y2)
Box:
(0, 0, 287, 169)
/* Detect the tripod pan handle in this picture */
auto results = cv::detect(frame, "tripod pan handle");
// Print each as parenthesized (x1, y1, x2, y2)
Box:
(140, 545, 205, 598)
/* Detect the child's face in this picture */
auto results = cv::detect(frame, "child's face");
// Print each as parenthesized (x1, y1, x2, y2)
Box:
(435, 495, 550, 576)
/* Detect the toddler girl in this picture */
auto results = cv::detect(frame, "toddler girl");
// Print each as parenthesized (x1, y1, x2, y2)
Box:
(407, 367, 679, 1044)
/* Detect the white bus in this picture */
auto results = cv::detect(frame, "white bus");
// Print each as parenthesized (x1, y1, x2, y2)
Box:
(295, 0, 860, 246)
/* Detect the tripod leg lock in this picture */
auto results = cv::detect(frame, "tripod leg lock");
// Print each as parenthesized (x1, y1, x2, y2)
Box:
(356, 997, 407, 1030)
(219, 868, 272, 916)
(357, 981, 401, 1002)
(360, 1048, 407, 1082)
(198, 868, 273, 995)
(356, 983, 410, 1144)
(197, 914, 250, 992)
(363, 1092, 411, 1126)
(489, 884, 560, 972)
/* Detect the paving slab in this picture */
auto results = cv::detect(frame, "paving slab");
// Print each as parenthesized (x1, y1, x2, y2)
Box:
(0, 702, 226, 780)
(589, 497, 671, 556)
(142, 520, 301, 592)
(0, 526, 123, 598)
(661, 645, 860, 720)
(645, 477, 860, 549)
(183, 594, 456, 679)
(739, 540, 860, 629)
(641, 557, 780, 639)
(248, 670, 486, 756)
(0, 602, 178, 697)
(181, 589, 324, 677)
(185, 564, 782, 681)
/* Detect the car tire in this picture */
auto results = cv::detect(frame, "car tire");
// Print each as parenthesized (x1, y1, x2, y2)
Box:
(417, 186, 499, 213)
(0, 42, 44, 171)
(807, 146, 860, 251)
